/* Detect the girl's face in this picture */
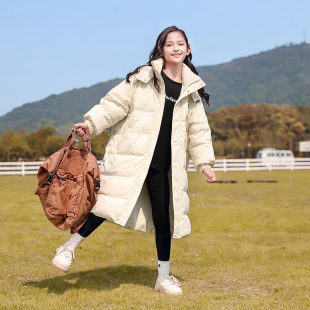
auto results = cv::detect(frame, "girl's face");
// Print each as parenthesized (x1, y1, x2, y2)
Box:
(162, 31, 191, 65)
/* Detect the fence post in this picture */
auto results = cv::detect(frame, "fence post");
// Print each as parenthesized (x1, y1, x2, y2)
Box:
(269, 159, 272, 171)
(21, 161, 25, 176)
(223, 158, 226, 172)
(246, 158, 249, 172)
(291, 158, 294, 171)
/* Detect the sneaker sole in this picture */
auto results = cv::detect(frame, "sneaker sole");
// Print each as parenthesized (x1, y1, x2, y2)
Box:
(51, 259, 69, 273)
(154, 286, 183, 295)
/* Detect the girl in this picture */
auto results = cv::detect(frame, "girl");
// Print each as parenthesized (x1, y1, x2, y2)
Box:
(51, 26, 216, 295)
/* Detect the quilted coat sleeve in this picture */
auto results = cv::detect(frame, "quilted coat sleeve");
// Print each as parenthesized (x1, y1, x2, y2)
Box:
(84, 77, 136, 135)
(188, 99, 216, 173)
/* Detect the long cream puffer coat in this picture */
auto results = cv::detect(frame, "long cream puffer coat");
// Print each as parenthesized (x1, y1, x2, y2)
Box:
(84, 57, 215, 239)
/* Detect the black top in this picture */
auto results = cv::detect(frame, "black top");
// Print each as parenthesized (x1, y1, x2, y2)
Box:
(150, 70, 182, 172)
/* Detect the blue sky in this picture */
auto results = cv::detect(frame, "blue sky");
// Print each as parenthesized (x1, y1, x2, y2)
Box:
(1, 0, 309, 116)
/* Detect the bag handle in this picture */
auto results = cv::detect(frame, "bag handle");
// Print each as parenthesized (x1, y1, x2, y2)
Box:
(38, 128, 100, 192)
(43, 128, 92, 186)
(65, 127, 91, 152)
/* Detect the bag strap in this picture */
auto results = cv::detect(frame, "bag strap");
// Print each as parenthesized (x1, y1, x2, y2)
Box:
(45, 147, 67, 185)
(44, 128, 92, 185)
(65, 128, 91, 152)
(39, 128, 101, 192)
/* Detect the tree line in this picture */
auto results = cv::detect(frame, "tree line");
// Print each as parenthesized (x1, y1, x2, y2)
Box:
(208, 103, 310, 158)
(0, 125, 111, 162)
(0, 103, 309, 162)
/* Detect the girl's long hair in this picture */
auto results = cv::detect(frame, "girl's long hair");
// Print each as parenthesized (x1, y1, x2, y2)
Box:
(125, 26, 210, 106)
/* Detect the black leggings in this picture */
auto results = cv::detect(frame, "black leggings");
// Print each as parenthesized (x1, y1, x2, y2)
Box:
(78, 165, 171, 261)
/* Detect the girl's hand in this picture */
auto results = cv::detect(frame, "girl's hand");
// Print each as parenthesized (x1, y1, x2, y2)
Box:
(73, 123, 90, 137)
(202, 167, 216, 183)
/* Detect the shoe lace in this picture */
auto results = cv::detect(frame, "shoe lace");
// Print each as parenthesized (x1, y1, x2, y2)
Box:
(56, 246, 75, 261)
(166, 275, 181, 287)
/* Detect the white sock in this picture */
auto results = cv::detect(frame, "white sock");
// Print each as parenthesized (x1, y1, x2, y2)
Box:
(158, 260, 170, 279)
(62, 233, 85, 251)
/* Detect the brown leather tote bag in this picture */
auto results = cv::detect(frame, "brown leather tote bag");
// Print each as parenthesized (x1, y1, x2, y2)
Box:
(34, 128, 101, 233)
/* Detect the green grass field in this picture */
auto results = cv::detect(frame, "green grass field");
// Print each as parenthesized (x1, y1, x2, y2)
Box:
(0, 170, 310, 310)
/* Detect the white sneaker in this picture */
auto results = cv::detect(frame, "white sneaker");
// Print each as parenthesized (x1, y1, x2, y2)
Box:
(154, 275, 183, 295)
(51, 246, 75, 272)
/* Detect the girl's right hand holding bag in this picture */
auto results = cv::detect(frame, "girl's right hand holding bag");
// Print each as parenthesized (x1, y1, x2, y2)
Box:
(73, 123, 90, 137)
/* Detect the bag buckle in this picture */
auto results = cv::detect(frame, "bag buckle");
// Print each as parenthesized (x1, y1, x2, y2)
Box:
(94, 179, 101, 190)
(46, 171, 56, 184)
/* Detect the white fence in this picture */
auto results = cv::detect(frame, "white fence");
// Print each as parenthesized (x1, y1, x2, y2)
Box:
(210, 158, 310, 172)
(0, 158, 310, 176)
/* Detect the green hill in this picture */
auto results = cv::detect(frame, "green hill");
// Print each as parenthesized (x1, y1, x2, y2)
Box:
(197, 42, 310, 109)
(0, 79, 123, 135)
(1, 42, 310, 135)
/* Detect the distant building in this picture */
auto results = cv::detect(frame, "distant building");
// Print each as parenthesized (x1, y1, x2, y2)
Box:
(256, 148, 294, 166)
(299, 141, 310, 157)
